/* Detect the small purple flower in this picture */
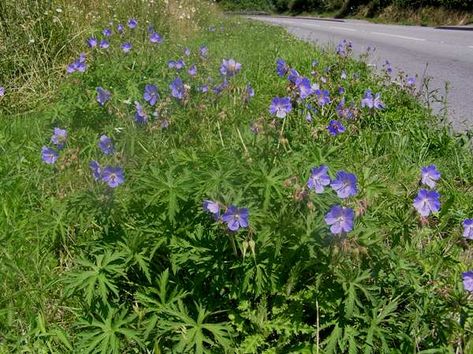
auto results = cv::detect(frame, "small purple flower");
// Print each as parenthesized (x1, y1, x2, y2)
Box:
(462, 271, 473, 292)
(331, 171, 357, 199)
(361, 90, 384, 110)
(168, 60, 176, 69)
(336, 99, 355, 120)
(117, 24, 124, 34)
(463, 219, 473, 240)
(96, 87, 111, 106)
(102, 28, 112, 37)
(99, 39, 110, 49)
(413, 189, 441, 217)
(187, 64, 197, 77)
(89, 160, 102, 180)
(220, 59, 242, 77)
(222, 205, 249, 231)
(175, 59, 185, 70)
(170, 78, 185, 100)
(276, 58, 289, 77)
(184, 47, 191, 56)
(134, 101, 148, 124)
(287, 68, 300, 84)
(0, 87, 4, 97)
(121, 42, 132, 53)
(421, 165, 441, 189)
(296, 77, 313, 99)
(144, 84, 159, 106)
(98, 135, 114, 155)
(269, 97, 292, 119)
(212, 80, 228, 95)
(127, 18, 137, 29)
(199, 46, 208, 59)
(341, 70, 347, 80)
(325, 205, 355, 234)
(336, 39, 352, 57)
(307, 165, 331, 193)
(41, 146, 59, 164)
(199, 85, 209, 93)
(51, 128, 67, 149)
(407, 77, 416, 86)
(245, 84, 255, 102)
(87, 37, 98, 48)
(149, 32, 163, 44)
(102, 166, 125, 188)
(305, 112, 313, 123)
(327, 120, 346, 136)
(66, 54, 87, 74)
(315, 89, 330, 106)
(338, 87, 345, 95)
(203, 200, 220, 219)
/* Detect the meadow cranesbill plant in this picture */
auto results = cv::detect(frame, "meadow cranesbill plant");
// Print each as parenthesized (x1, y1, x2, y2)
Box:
(184, 47, 191, 56)
(463, 219, 473, 239)
(121, 42, 132, 53)
(98, 135, 114, 155)
(188, 65, 197, 77)
(336, 39, 352, 57)
(41, 146, 59, 164)
(212, 80, 229, 95)
(127, 18, 137, 29)
(134, 102, 148, 124)
(0, 87, 4, 96)
(102, 28, 112, 37)
(276, 58, 289, 77)
(170, 78, 185, 100)
(102, 166, 125, 188)
(89, 160, 102, 181)
(296, 77, 313, 100)
(269, 97, 292, 118)
(307, 165, 331, 193)
(245, 84, 255, 102)
(203, 200, 220, 219)
(325, 205, 355, 234)
(50, 128, 67, 149)
(220, 59, 242, 77)
(336, 99, 356, 119)
(149, 32, 163, 44)
(462, 271, 473, 292)
(327, 120, 346, 136)
(413, 189, 441, 217)
(87, 37, 98, 48)
(421, 165, 441, 188)
(199, 46, 208, 59)
(361, 90, 384, 110)
(99, 39, 110, 49)
(331, 171, 358, 198)
(315, 89, 330, 106)
(143, 84, 159, 106)
(66, 53, 87, 74)
(96, 87, 111, 106)
(117, 24, 124, 34)
(222, 206, 249, 231)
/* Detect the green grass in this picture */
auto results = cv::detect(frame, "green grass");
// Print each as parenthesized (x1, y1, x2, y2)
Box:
(1, 1, 473, 352)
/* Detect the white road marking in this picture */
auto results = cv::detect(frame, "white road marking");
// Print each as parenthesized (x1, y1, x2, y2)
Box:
(329, 26, 356, 32)
(370, 31, 425, 41)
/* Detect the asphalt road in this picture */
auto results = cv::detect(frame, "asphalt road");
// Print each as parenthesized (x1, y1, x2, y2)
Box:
(249, 16, 473, 132)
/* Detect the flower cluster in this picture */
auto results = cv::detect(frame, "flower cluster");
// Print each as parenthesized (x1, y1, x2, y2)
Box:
(203, 200, 249, 232)
(67, 53, 87, 74)
(41, 128, 67, 164)
(413, 165, 441, 217)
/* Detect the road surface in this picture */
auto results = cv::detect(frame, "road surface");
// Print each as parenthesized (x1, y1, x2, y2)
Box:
(249, 16, 473, 132)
